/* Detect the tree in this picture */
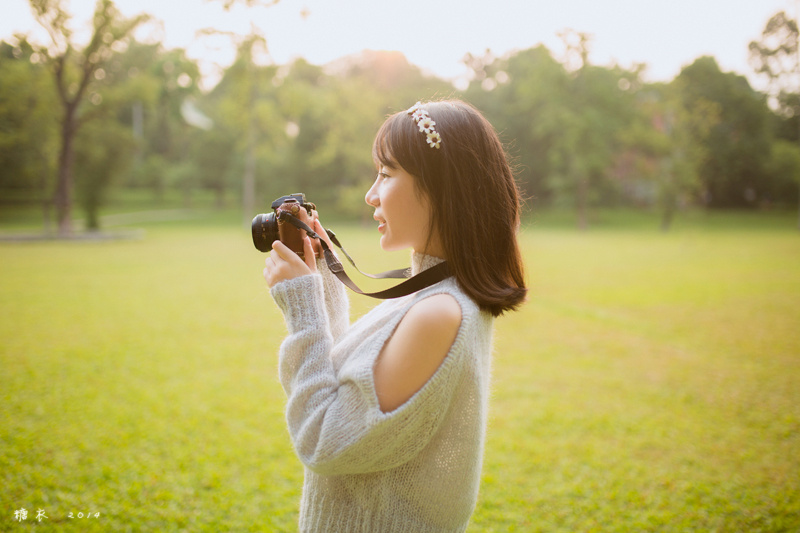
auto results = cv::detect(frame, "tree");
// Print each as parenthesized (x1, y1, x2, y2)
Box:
(202, 30, 278, 222)
(28, 0, 148, 235)
(766, 139, 800, 205)
(463, 46, 570, 207)
(750, 11, 799, 114)
(464, 40, 642, 228)
(560, 56, 639, 227)
(750, 10, 800, 227)
(624, 82, 717, 230)
(676, 57, 773, 209)
(120, 43, 204, 202)
(73, 112, 134, 229)
(204, 48, 445, 223)
(0, 38, 58, 227)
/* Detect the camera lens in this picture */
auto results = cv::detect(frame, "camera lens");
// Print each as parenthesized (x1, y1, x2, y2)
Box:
(252, 213, 279, 252)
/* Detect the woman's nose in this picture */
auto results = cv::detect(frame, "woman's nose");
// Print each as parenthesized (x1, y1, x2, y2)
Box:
(365, 176, 380, 207)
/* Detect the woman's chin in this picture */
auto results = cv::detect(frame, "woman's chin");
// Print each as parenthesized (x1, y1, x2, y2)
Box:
(379, 236, 404, 252)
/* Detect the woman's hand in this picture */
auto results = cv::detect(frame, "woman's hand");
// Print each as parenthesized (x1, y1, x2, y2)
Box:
(263, 236, 317, 288)
(309, 213, 334, 257)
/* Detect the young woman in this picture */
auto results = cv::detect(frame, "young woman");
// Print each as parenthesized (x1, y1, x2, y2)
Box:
(263, 99, 526, 532)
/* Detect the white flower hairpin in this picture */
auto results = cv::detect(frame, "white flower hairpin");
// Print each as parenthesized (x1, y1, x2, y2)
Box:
(407, 102, 442, 149)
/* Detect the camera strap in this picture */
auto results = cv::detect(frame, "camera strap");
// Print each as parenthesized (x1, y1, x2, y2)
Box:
(279, 212, 451, 299)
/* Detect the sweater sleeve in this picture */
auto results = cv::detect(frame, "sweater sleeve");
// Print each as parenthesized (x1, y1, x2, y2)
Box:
(315, 256, 349, 342)
(270, 276, 468, 476)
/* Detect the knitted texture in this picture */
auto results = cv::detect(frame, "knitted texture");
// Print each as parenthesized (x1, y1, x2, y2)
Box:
(270, 253, 494, 533)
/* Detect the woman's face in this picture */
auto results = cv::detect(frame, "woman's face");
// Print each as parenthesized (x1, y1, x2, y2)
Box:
(365, 164, 443, 256)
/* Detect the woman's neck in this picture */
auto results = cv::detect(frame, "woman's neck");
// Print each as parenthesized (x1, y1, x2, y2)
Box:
(411, 251, 446, 276)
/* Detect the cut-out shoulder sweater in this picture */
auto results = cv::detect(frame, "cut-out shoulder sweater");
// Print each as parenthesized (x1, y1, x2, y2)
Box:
(269, 253, 494, 533)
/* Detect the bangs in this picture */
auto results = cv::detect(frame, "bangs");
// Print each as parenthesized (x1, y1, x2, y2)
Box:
(371, 119, 396, 169)
(371, 111, 423, 174)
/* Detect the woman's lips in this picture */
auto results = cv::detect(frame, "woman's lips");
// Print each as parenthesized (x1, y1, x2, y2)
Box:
(374, 214, 386, 233)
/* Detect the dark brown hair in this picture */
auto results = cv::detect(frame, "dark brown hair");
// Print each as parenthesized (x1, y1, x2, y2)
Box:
(372, 99, 526, 316)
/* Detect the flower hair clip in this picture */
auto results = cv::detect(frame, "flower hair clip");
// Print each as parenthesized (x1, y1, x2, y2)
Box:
(407, 102, 442, 149)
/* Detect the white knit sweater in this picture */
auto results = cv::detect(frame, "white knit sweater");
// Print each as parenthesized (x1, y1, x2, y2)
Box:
(270, 253, 494, 533)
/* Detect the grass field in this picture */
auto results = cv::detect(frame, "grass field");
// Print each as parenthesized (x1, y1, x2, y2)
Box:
(1, 210, 799, 531)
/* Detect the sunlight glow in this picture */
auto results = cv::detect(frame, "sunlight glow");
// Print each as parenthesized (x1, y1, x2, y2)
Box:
(2, 0, 793, 91)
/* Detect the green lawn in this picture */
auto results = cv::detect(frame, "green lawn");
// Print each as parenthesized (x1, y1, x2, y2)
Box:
(1, 212, 798, 531)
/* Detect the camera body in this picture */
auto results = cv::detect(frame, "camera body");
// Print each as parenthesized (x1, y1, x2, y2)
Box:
(252, 194, 318, 257)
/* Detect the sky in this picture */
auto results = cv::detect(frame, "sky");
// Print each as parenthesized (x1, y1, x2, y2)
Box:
(1, 0, 794, 91)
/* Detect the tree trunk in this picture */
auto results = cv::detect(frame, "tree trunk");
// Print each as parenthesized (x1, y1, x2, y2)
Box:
(215, 185, 225, 209)
(796, 101, 800, 231)
(661, 201, 675, 232)
(54, 105, 78, 236)
(660, 157, 675, 233)
(576, 177, 588, 230)
(796, 1, 800, 232)
(243, 143, 255, 227)
(85, 200, 100, 231)
(39, 150, 53, 235)
(242, 58, 256, 228)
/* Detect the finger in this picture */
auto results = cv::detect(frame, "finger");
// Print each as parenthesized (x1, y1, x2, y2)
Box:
(305, 222, 324, 256)
(271, 240, 289, 259)
(313, 219, 334, 249)
(271, 240, 304, 266)
(303, 236, 317, 271)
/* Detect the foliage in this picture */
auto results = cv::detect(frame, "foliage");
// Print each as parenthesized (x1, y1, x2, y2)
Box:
(0, 39, 57, 202)
(766, 139, 800, 202)
(676, 57, 774, 208)
(623, 80, 719, 230)
(464, 42, 645, 228)
(749, 11, 799, 116)
(749, 10, 800, 223)
(464, 46, 571, 205)
(203, 48, 449, 220)
(73, 111, 134, 229)
(3, 5, 800, 234)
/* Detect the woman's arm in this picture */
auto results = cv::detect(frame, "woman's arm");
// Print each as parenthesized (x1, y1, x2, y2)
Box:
(311, 220, 350, 341)
(265, 221, 349, 340)
(270, 270, 468, 476)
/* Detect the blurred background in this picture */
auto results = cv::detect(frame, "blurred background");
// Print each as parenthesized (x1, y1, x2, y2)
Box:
(1, 0, 799, 234)
(3, 2, 800, 531)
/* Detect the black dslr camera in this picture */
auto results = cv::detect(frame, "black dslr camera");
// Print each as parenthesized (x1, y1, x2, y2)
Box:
(251, 194, 318, 258)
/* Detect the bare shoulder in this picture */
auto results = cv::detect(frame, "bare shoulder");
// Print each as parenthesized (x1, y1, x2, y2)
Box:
(405, 292, 462, 330)
(373, 293, 463, 412)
